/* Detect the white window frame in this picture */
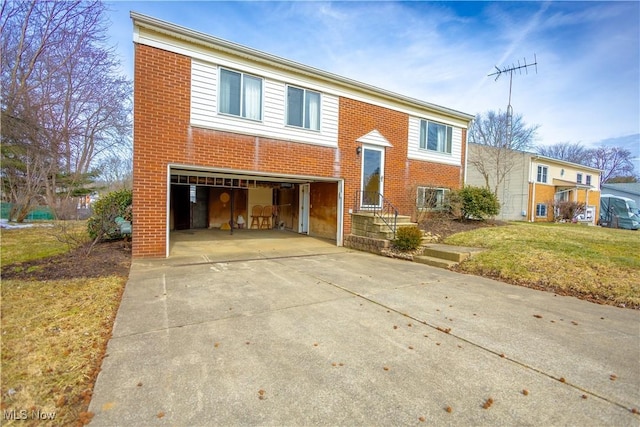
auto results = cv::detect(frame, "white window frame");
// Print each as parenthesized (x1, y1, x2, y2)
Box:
(417, 186, 449, 210)
(286, 85, 321, 131)
(537, 165, 548, 183)
(419, 120, 452, 154)
(218, 67, 263, 121)
(577, 173, 583, 184)
(536, 203, 547, 217)
(585, 175, 592, 186)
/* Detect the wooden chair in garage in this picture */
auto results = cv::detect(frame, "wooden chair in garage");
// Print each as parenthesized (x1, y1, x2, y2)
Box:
(260, 205, 273, 229)
(250, 205, 263, 229)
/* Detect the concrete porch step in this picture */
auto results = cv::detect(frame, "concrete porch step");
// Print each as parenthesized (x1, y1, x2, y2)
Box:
(352, 212, 414, 225)
(413, 255, 459, 269)
(420, 244, 485, 263)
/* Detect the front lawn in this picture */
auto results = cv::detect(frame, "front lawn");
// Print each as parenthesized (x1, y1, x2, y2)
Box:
(444, 222, 640, 308)
(1, 222, 130, 426)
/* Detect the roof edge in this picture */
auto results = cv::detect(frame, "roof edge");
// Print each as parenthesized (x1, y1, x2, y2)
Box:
(468, 143, 603, 174)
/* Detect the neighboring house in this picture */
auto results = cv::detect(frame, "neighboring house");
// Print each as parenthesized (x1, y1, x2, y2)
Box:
(131, 13, 474, 258)
(600, 183, 640, 213)
(466, 143, 601, 223)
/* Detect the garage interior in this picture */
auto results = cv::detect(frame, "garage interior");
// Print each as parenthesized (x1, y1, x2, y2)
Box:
(168, 168, 341, 254)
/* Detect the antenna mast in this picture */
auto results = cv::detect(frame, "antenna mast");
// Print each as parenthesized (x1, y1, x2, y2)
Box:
(488, 54, 538, 146)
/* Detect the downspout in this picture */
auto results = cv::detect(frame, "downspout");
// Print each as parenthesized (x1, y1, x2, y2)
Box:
(463, 120, 471, 185)
(531, 180, 536, 222)
(529, 158, 536, 222)
(521, 150, 527, 220)
(586, 188, 591, 224)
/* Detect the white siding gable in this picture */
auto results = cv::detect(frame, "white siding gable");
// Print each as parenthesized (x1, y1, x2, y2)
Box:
(407, 116, 462, 166)
(191, 59, 339, 148)
(356, 129, 392, 147)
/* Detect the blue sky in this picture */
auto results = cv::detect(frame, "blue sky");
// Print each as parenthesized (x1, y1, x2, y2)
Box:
(106, 1, 639, 166)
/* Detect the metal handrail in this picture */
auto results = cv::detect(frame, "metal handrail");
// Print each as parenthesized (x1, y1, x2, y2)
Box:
(354, 190, 399, 239)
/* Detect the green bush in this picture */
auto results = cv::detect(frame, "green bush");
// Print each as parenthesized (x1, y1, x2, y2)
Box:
(87, 189, 132, 240)
(393, 226, 423, 251)
(450, 186, 500, 220)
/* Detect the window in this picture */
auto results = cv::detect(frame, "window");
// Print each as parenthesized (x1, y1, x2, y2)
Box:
(219, 68, 262, 120)
(577, 173, 583, 184)
(537, 165, 548, 183)
(536, 203, 547, 217)
(417, 187, 449, 210)
(419, 120, 452, 154)
(585, 175, 592, 186)
(287, 86, 320, 130)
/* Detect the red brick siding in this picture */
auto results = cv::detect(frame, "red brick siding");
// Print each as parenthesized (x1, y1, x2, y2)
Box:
(190, 129, 335, 176)
(133, 45, 191, 257)
(338, 97, 463, 224)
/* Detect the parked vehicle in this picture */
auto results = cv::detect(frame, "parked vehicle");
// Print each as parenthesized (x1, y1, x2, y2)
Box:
(599, 194, 640, 230)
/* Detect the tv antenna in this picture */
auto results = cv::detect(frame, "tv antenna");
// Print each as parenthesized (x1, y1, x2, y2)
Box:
(488, 54, 538, 146)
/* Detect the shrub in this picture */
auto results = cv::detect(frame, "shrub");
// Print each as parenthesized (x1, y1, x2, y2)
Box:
(393, 226, 423, 251)
(552, 200, 586, 221)
(450, 186, 500, 220)
(87, 189, 132, 240)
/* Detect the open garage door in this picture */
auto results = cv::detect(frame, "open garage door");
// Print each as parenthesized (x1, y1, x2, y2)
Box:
(167, 166, 343, 256)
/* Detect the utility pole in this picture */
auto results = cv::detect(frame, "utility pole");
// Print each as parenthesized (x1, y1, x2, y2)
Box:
(488, 55, 538, 146)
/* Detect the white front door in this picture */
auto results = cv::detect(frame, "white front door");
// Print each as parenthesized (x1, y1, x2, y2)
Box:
(299, 183, 310, 233)
(360, 145, 385, 208)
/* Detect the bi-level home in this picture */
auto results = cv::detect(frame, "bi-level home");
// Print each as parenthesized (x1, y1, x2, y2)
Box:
(131, 13, 473, 258)
(466, 143, 601, 223)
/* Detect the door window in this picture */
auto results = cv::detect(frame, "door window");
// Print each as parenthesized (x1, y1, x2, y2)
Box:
(361, 146, 384, 207)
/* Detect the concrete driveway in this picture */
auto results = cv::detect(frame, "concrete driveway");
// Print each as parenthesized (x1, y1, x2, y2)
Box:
(89, 233, 640, 426)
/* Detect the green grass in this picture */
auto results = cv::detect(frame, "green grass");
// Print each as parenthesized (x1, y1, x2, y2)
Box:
(1, 221, 89, 265)
(445, 222, 640, 307)
(1, 221, 126, 426)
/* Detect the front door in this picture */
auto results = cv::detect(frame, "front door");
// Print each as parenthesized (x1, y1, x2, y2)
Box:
(361, 145, 385, 208)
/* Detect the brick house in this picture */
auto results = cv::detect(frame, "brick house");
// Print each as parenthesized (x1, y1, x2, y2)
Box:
(466, 143, 601, 223)
(131, 13, 474, 258)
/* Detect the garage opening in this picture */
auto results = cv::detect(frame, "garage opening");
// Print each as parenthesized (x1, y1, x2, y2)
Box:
(168, 167, 343, 256)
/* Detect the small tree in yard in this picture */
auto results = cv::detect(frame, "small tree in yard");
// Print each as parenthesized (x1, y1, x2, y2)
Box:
(552, 200, 586, 222)
(449, 186, 500, 221)
(87, 189, 132, 253)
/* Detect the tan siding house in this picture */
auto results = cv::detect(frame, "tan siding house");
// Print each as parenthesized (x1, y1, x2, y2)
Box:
(466, 143, 601, 223)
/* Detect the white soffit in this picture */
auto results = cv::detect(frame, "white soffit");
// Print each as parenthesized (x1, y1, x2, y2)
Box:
(356, 129, 393, 148)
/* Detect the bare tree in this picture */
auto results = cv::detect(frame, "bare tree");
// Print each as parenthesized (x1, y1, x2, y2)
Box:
(1, 0, 131, 221)
(468, 110, 539, 196)
(536, 142, 637, 183)
(536, 142, 589, 165)
(588, 146, 635, 184)
(97, 152, 133, 191)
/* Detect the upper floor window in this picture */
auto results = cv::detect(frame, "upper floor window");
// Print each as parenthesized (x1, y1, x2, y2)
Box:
(219, 68, 262, 120)
(287, 86, 320, 131)
(585, 175, 592, 186)
(577, 173, 583, 184)
(417, 186, 449, 210)
(420, 120, 452, 154)
(537, 165, 548, 183)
